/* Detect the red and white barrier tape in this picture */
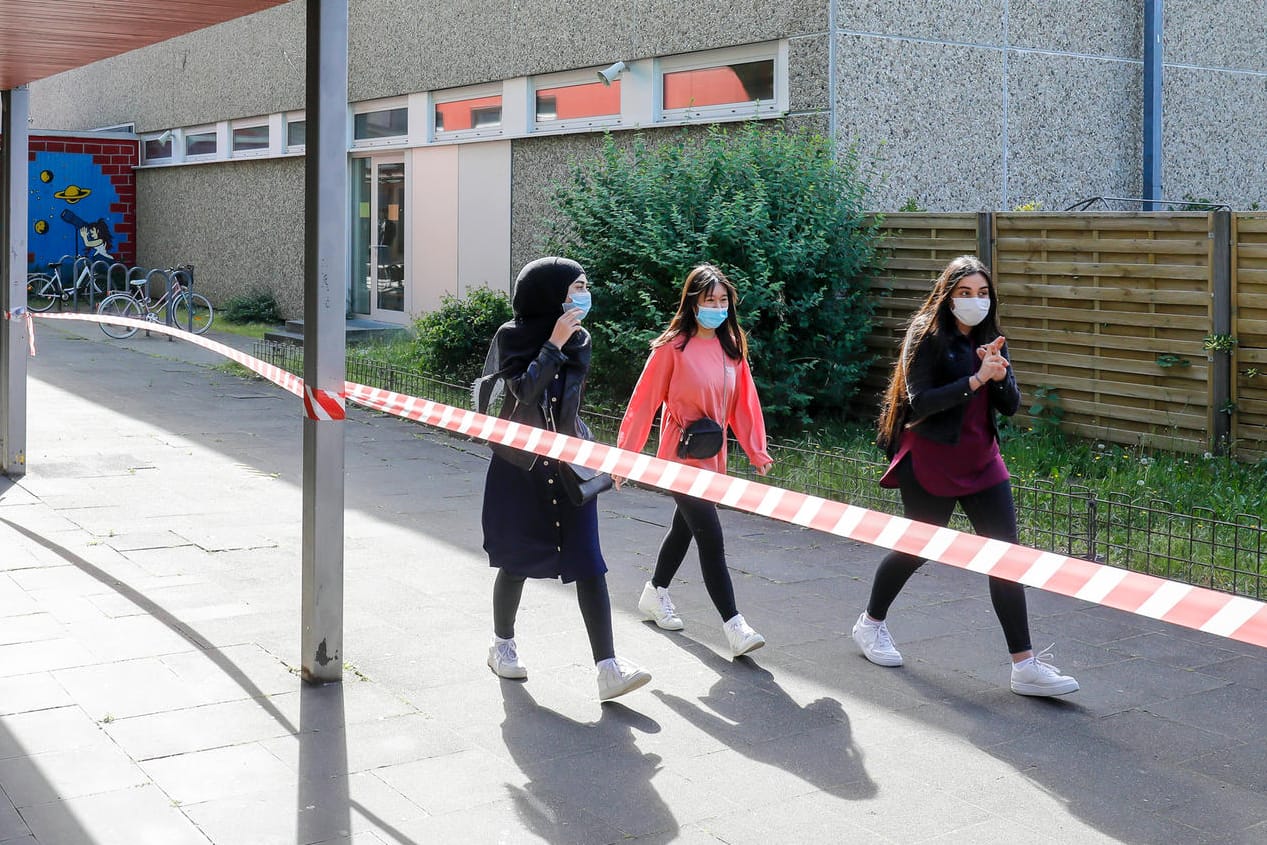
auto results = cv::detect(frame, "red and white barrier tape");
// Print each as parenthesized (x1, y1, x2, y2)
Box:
(342, 383, 1267, 651)
(18, 310, 1267, 649)
(304, 385, 346, 421)
(25, 311, 304, 397)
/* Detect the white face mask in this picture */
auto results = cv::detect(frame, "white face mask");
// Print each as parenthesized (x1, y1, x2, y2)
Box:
(951, 297, 991, 327)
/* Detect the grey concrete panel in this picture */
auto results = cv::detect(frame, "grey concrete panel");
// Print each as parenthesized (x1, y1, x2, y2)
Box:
(834, 0, 1007, 46)
(789, 34, 831, 114)
(1009, 0, 1143, 59)
(30, 2, 305, 131)
(1164, 0, 1267, 70)
(137, 159, 305, 319)
(1005, 50, 1142, 210)
(1162, 66, 1267, 209)
(835, 34, 1005, 210)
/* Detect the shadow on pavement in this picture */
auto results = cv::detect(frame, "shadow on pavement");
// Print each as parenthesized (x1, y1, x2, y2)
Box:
(498, 681, 674, 843)
(654, 636, 877, 801)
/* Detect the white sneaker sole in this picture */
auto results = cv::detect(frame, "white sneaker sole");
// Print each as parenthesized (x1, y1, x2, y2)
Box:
(731, 636, 765, 658)
(599, 671, 651, 701)
(1011, 679, 1079, 697)
(646, 614, 684, 631)
(851, 626, 903, 667)
(486, 655, 527, 680)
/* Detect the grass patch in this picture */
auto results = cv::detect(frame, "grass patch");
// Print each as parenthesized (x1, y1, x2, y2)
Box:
(213, 321, 277, 340)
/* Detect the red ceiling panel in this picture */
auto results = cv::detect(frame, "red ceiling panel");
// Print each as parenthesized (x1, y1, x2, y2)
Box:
(0, 0, 291, 90)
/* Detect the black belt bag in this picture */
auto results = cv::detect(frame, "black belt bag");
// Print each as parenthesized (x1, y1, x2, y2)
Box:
(677, 417, 724, 459)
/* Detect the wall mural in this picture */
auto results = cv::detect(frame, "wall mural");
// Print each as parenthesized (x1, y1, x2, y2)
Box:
(26, 137, 138, 273)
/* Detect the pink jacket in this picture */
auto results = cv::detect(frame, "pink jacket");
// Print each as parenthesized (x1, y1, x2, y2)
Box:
(618, 335, 772, 475)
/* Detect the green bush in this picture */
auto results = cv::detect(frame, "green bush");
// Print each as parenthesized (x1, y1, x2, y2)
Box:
(410, 287, 512, 385)
(222, 290, 282, 324)
(543, 122, 882, 429)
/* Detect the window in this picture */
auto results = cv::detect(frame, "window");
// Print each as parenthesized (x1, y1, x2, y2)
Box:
(232, 124, 270, 154)
(662, 59, 775, 111)
(353, 107, 408, 141)
(435, 95, 502, 136)
(143, 135, 173, 161)
(286, 118, 306, 148)
(534, 79, 620, 127)
(185, 130, 217, 157)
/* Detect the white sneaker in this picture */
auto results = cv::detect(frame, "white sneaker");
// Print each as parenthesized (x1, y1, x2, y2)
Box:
(851, 612, 903, 667)
(487, 638, 527, 679)
(638, 581, 684, 630)
(722, 614, 765, 657)
(596, 657, 651, 701)
(1010, 646, 1079, 697)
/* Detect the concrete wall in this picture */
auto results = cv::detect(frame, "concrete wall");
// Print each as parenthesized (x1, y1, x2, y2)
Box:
(26, 0, 1267, 317)
(136, 159, 305, 317)
(834, 2, 1267, 211)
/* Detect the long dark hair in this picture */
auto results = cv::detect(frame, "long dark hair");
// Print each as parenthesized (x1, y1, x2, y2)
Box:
(876, 255, 1001, 452)
(651, 264, 748, 361)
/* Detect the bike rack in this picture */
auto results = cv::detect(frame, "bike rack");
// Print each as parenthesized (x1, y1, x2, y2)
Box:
(167, 266, 195, 334)
(88, 260, 114, 310)
(143, 269, 173, 339)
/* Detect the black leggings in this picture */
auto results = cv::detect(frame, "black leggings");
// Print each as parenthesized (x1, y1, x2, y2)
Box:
(866, 458, 1032, 655)
(651, 494, 739, 622)
(492, 570, 614, 663)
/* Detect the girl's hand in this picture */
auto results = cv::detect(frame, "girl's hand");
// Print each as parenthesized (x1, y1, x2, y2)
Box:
(975, 336, 1009, 383)
(549, 307, 583, 348)
(755, 460, 774, 476)
(612, 475, 624, 491)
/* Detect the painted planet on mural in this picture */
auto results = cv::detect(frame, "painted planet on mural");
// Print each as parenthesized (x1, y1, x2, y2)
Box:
(33, 220, 48, 234)
(54, 185, 91, 203)
(39, 170, 53, 183)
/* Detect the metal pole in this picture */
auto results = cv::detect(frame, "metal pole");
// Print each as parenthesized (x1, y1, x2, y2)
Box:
(1210, 210, 1232, 454)
(301, 0, 348, 684)
(976, 211, 995, 268)
(1, 87, 31, 478)
(1143, 0, 1164, 210)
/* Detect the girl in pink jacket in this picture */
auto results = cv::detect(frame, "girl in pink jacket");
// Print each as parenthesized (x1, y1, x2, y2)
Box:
(616, 264, 774, 658)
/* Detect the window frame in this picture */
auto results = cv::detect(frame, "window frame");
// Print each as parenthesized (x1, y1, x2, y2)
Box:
(351, 96, 410, 149)
(140, 131, 176, 164)
(655, 42, 786, 123)
(284, 110, 307, 153)
(182, 124, 219, 161)
(431, 83, 505, 142)
(229, 118, 271, 158)
(529, 68, 623, 133)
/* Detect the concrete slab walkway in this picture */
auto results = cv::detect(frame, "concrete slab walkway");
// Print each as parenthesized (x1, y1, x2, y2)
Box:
(0, 320, 1264, 844)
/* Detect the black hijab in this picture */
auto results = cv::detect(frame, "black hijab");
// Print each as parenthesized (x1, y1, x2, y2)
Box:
(474, 257, 589, 413)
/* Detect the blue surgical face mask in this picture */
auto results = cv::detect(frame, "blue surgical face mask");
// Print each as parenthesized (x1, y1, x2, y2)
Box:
(696, 306, 728, 330)
(566, 290, 592, 320)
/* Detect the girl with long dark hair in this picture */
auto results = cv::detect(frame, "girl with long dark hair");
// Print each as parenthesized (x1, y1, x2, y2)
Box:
(854, 255, 1079, 697)
(616, 264, 774, 658)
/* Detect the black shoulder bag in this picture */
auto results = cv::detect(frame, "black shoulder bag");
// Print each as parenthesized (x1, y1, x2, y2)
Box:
(675, 352, 727, 460)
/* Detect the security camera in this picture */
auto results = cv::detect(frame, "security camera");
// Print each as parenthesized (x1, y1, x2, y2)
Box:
(597, 61, 627, 86)
(156, 129, 174, 145)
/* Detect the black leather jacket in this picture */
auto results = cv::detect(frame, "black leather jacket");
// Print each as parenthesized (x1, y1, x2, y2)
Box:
(900, 330, 1020, 451)
(493, 341, 593, 469)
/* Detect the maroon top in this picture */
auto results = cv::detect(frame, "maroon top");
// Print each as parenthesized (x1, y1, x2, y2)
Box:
(880, 388, 1009, 496)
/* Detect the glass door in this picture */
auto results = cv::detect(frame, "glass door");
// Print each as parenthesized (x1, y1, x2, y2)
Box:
(350, 155, 407, 320)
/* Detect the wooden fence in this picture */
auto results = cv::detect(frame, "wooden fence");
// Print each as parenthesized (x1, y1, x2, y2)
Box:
(867, 211, 1267, 460)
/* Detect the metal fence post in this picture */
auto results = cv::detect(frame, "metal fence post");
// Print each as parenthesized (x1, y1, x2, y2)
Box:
(1210, 210, 1233, 454)
(1, 87, 31, 478)
(976, 211, 995, 268)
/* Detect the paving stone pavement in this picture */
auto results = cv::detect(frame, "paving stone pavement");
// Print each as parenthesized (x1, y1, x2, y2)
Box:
(0, 320, 1264, 844)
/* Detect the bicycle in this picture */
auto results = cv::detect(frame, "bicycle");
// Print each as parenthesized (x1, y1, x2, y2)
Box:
(26, 257, 109, 312)
(96, 267, 214, 338)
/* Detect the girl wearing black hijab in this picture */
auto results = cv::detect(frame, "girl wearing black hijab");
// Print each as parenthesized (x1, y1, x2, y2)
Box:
(474, 257, 651, 701)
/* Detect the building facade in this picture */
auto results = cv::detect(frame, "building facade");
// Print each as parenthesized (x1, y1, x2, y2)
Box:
(28, 1, 1267, 319)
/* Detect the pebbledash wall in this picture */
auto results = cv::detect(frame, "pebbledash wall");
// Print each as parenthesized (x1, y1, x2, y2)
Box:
(26, 1, 1267, 319)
